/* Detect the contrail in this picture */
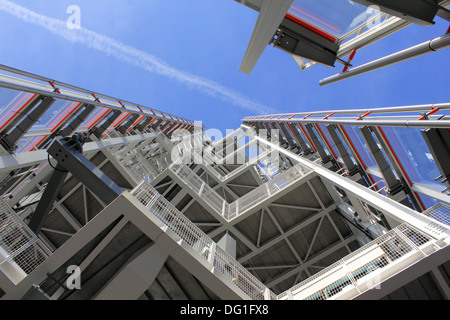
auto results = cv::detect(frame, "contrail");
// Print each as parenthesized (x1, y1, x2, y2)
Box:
(0, 0, 277, 115)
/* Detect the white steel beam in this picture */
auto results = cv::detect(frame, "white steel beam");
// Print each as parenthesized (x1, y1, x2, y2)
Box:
(247, 126, 450, 240)
(239, 0, 294, 75)
(0, 132, 159, 175)
(94, 243, 168, 300)
(320, 33, 450, 86)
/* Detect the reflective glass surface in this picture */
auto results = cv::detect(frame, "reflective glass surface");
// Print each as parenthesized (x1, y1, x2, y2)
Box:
(380, 126, 442, 192)
(0, 90, 37, 131)
(288, 0, 381, 38)
(341, 125, 376, 169)
(81, 107, 110, 129)
(317, 123, 339, 159)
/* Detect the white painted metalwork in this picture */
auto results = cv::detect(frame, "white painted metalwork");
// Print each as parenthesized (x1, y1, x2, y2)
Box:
(320, 33, 450, 86)
(131, 181, 273, 300)
(131, 178, 449, 301)
(278, 223, 439, 300)
(0, 198, 51, 284)
(421, 202, 450, 227)
(245, 125, 450, 239)
(170, 161, 312, 221)
(0, 64, 194, 127)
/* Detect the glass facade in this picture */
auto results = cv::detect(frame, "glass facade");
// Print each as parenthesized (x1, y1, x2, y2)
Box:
(288, 0, 381, 38)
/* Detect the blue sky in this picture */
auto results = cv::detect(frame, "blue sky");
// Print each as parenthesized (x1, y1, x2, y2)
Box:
(0, 0, 449, 133)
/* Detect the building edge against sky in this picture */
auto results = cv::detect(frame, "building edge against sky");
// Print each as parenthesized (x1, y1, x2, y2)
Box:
(0, 0, 450, 301)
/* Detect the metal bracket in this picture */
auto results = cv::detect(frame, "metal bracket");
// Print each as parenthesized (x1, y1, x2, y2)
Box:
(272, 17, 339, 67)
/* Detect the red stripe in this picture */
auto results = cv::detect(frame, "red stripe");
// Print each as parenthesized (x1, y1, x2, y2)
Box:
(378, 127, 426, 210)
(323, 112, 334, 120)
(87, 109, 109, 130)
(378, 127, 412, 186)
(32, 136, 47, 150)
(417, 107, 439, 120)
(112, 112, 130, 128)
(315, 124, 339, 161)
(357, 111, 371, 120)
(338, 125, 366, 170)
(285, 13, 336, 43)
(298, 123, 316, 152)
(49, 102, 82, 132)
(0, 93, 38, 131)
(343, 50, 357, 72)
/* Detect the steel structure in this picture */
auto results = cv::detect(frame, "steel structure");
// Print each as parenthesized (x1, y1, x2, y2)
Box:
(0, 1, 450, 302)
(0, 60, 449, 299)
(235, 0, 450, 84)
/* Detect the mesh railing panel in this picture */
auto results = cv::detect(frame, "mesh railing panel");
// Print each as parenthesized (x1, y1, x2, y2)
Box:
(421, 202, 450, 227)
(0, 198, 51, 278)
(281, 224, 432, 300)
(131, 181, 273, 300)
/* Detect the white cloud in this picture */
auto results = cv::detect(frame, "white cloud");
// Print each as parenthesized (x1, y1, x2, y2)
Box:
(0, 0, 277, 115)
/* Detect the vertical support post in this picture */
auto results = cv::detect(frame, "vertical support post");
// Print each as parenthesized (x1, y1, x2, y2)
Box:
(327, 124, 359, 176)
(91, 110, 122, 139)
(1, 96, 55, 151)
(422, 128, 450, 192)
(28, 163, 68, 234)
(288, 123, 312, 155)
(359, 126, 400, 189)
(117, 114, 140, 135)
(60, 104, 95, 137)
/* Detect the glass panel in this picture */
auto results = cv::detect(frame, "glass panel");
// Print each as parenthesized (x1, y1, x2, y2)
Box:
(291, 123, 312, 149)
(16, 135, 47, 153)
(42, 101, 81, 132)
(288, 0, 381, 38)
(28, 99, 66, 130)
(0, 90, 37, 132)
(417, 192, 441, 210)
(342, 125, 376, 169)
(317, 123, 338, 159)
(380, 126, 442, 192)
(335, 126, 357, 164)
(112, 112, 130, 128)
(309, 124, 330, 156)
(81, 107, 110, 129)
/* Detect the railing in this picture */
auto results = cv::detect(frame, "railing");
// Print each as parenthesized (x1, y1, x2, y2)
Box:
(131, 181, 273, 300)
(131, 180, 446, 301)
(278, 224, 434, 300)
(170, 162, 312, 221)
(421, 202, 450, 227)
(171, 162, 226, 214)
(0, 198, 51, 284)
(228, 164, 311, 220)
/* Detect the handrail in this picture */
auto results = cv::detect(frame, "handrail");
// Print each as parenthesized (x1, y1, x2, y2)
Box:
(278, 223, 438, 300)
(169, 161, 313, 221)
(131, 181, 274, 300)
(131, 181, 447, 301)
(0, 64, 195, 126)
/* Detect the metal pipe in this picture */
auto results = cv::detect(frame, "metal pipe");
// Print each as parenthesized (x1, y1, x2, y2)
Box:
(243, 103, 450, 120)
(0, 79, 190, 126)
(319, 33, 450, 86)
(0, 63, 191, 124)
(245, 118, 450, 129)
